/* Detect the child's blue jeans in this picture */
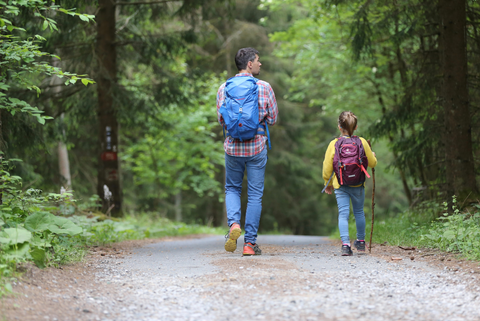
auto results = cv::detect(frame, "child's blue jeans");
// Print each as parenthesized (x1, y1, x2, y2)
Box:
(334, 185, 366, 244)
(224, 148, 267, 245)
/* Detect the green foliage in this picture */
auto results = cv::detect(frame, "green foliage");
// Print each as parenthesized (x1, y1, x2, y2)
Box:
(121, 71, 225, 210)
(264, 0, 473, 206)
(0, 227, 32, 245)
(2, 0, 418, 237)
(0, 159, 83, 272)
(0, 0, 95, 125)
(330, 201, 437, 246)
(0, 158, 223, 296)
(420, 197, 480, 259)
(333, 196, 480, 261)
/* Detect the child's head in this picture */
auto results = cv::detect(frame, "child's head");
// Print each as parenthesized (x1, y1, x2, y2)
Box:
(338, 111, 357, 136)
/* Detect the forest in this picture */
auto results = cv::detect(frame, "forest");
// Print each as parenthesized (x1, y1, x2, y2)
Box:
(1, 0, 479, 242)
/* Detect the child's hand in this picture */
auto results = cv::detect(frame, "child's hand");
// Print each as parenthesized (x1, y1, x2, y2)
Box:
(373, 152, 376, 157)
(325, 185, 333, 194)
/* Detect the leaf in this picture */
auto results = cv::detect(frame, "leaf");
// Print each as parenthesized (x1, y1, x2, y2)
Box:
(30, 248, 46, 269)
(4, 283, 12, 293)
(30, 235, 52, 248)
(78, 15, 89, 22)
(36, 115, 45, 125)
(113, 222, 136, 232)
(81, 78, 89, 86)
(42, 20, 48, 30)
(48, 217, 82, 236)
(443, 230, 456, 241)
(4, 243, 31, 260)
(24, 211, 55, 233)
(0, 227, 32, 245)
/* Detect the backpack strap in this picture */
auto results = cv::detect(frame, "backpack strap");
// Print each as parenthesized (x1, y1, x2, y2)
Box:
(360, 164, 371, 178)
(257, 122, 271, 150)
(352, 136, 371, 178)
(334, 137, 344, 185)
(225, 122, 271, 150)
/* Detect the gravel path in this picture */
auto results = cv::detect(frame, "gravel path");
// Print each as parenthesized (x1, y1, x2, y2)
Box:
(3, 234, 480, 321)
(89, 235, 480, 321)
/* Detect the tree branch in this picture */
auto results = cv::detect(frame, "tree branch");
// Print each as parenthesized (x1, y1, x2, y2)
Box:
(115, 0, 181, 5)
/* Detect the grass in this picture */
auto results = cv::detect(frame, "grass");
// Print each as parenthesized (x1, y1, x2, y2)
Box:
(330, 199, 480, 261)
(330, 204, 437, 247)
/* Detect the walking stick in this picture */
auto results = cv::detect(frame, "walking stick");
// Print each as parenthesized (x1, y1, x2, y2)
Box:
(367, 140, 375, 253)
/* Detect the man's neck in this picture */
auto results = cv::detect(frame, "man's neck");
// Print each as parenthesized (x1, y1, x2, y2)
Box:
(238, 69, 252, 75)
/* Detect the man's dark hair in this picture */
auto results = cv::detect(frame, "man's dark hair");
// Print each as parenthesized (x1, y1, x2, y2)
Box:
(235, 47, 259, 71)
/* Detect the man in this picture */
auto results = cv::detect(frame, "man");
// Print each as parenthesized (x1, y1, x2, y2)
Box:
(216, 47, 278, 256)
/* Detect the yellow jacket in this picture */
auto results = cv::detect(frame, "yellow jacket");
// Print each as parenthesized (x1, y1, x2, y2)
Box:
(323, 136, 377, 189)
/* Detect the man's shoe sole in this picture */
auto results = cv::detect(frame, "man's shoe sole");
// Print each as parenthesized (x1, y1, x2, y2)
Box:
(224, 228, 241, 252)
(242, 252, 261, 256)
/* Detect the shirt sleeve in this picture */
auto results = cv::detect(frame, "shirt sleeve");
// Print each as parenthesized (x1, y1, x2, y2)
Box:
(323, 140, 336, 185)
(360, 137, 377, 168)
(216, 83, 225, 125)
(265, 84, 278, 126)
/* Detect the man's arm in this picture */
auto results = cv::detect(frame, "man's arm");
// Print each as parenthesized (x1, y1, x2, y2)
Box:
(266, 84, 278, 126)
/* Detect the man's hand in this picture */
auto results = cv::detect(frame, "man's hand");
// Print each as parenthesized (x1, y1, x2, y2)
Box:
(325, 185, 333, 195)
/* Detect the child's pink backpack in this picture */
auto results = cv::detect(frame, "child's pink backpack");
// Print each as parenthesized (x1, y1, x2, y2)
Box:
(322, 136, 370, 192)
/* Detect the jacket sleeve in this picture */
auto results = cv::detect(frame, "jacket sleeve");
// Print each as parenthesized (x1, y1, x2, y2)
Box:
(266, 84, 278, 126)
(323, 140, 336, 185)
(360, 137, 377, 168)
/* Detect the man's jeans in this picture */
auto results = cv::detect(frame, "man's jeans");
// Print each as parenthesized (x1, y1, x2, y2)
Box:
(334, 185, 366, 244)
(225, 148, 267, 244)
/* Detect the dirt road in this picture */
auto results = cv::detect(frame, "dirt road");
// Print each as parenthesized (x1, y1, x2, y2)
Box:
(2, 235, 480, 321)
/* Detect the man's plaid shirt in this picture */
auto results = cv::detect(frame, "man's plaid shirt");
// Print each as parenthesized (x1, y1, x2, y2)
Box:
(216, 73, 278, 157)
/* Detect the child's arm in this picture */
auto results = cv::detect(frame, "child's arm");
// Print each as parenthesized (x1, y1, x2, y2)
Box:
(360, 137, 377, 168)
(323, 140, 336, 193)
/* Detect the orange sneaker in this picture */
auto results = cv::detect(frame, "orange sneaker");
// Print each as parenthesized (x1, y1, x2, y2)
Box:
(224, 223, 241, 252)
(242, 242, 262, 256)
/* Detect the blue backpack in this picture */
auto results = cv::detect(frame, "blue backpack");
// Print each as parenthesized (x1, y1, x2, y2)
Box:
(219, 76, 271, 149)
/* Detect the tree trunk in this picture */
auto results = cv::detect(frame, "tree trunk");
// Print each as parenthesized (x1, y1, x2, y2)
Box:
(58, 140, 72, 190)
(0, 109, 3, 205)
(439, 0, 479, 204)
(96, 0, 121, 215)
(174, 190, 182, 222)
(52, 58, 72, 191)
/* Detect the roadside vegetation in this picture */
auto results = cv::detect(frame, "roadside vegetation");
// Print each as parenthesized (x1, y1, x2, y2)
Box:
(0, 159, 223, 296)
(333, 197, 480, 261)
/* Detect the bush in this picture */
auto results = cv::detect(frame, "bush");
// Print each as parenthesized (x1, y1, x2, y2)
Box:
(420, 197, 480, 259)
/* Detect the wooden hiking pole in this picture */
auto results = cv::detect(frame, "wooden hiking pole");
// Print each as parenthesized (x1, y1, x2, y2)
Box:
(367, 140, 375, 253)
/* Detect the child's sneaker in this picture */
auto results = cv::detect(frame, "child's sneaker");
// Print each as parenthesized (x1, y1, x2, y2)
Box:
(341, 244, 353, 256)
(354, 240, 366, 252)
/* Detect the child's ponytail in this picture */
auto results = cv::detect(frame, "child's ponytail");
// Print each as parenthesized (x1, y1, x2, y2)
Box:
(338, 111, 357, 136)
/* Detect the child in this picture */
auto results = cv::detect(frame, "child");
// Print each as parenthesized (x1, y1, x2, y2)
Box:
(323, 111, 377, 256)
